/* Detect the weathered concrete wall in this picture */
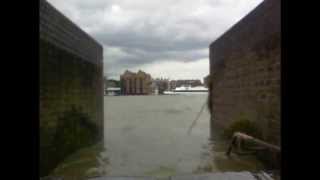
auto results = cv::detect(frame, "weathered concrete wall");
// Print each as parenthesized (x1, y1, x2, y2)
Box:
(40, 0, 103, 176)
(209, 0, 280, 146)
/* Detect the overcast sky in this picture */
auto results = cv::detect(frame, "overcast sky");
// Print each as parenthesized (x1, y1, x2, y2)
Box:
(47, 0, 263, 81)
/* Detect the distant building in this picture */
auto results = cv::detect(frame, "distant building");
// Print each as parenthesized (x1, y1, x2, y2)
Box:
(104, 77, 108, 90)
(120, 70, 152, 95)
(150, 81, 159, 95)
(153, 78, 169, 94)
(169, 80, 177, 91)
(107, 79, 120, 88)
(105, 87, 121, 96)
(104, 77, 120, 95)
(204, 75, 210, 88)
(189, 80, 203, 87)
(169, 79, 202, 89)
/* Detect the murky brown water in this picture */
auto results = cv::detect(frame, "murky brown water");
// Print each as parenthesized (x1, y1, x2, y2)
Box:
(102, 94, 263, 177)
(50, 94, 267, 179)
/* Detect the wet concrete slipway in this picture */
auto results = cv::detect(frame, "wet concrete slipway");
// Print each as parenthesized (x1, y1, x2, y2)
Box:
(50, 94, 276, 180)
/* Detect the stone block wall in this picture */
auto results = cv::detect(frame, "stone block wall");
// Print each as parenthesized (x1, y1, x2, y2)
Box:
(40, 0, 103, 176)
(209, 0, 280, 145)
(40, 0, 102, 65)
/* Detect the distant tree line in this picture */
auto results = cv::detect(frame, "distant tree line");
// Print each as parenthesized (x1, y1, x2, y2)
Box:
(104, 77, 120, 88)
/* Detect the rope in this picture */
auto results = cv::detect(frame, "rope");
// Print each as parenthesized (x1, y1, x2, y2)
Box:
(187, 100, 207, 135)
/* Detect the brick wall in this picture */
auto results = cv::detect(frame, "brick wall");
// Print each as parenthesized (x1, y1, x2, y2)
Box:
(39, 0, 103, 176)
(40, 0, 103, 65)
(209, 0, 280, 145)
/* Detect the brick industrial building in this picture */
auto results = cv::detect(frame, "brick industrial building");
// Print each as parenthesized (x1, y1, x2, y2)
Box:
(120, 70, 152, 95)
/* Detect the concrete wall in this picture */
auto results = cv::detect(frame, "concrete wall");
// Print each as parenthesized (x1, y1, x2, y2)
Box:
(209, 0, 280, 145)
(40, 0, 103, 176)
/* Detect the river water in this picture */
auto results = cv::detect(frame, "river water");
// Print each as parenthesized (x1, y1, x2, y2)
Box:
(102, 94, 263, 177)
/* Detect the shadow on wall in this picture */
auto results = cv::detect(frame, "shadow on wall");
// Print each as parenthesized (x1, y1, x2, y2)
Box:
(40, 106, 99, 176)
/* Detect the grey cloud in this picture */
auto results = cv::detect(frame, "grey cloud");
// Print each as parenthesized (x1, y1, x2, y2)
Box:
(48, 0, 263, 78)
(94, 27, 211, 53)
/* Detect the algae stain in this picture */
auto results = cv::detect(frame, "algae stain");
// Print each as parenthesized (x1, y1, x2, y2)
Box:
(213, 153, 264, 172)
(51, 142, 109, 180)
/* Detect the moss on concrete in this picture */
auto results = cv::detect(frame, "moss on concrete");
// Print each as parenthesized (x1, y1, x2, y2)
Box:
(40, 106, 101, 176)
(51, 143, 108, 180)
(223, 113, 263, 139)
